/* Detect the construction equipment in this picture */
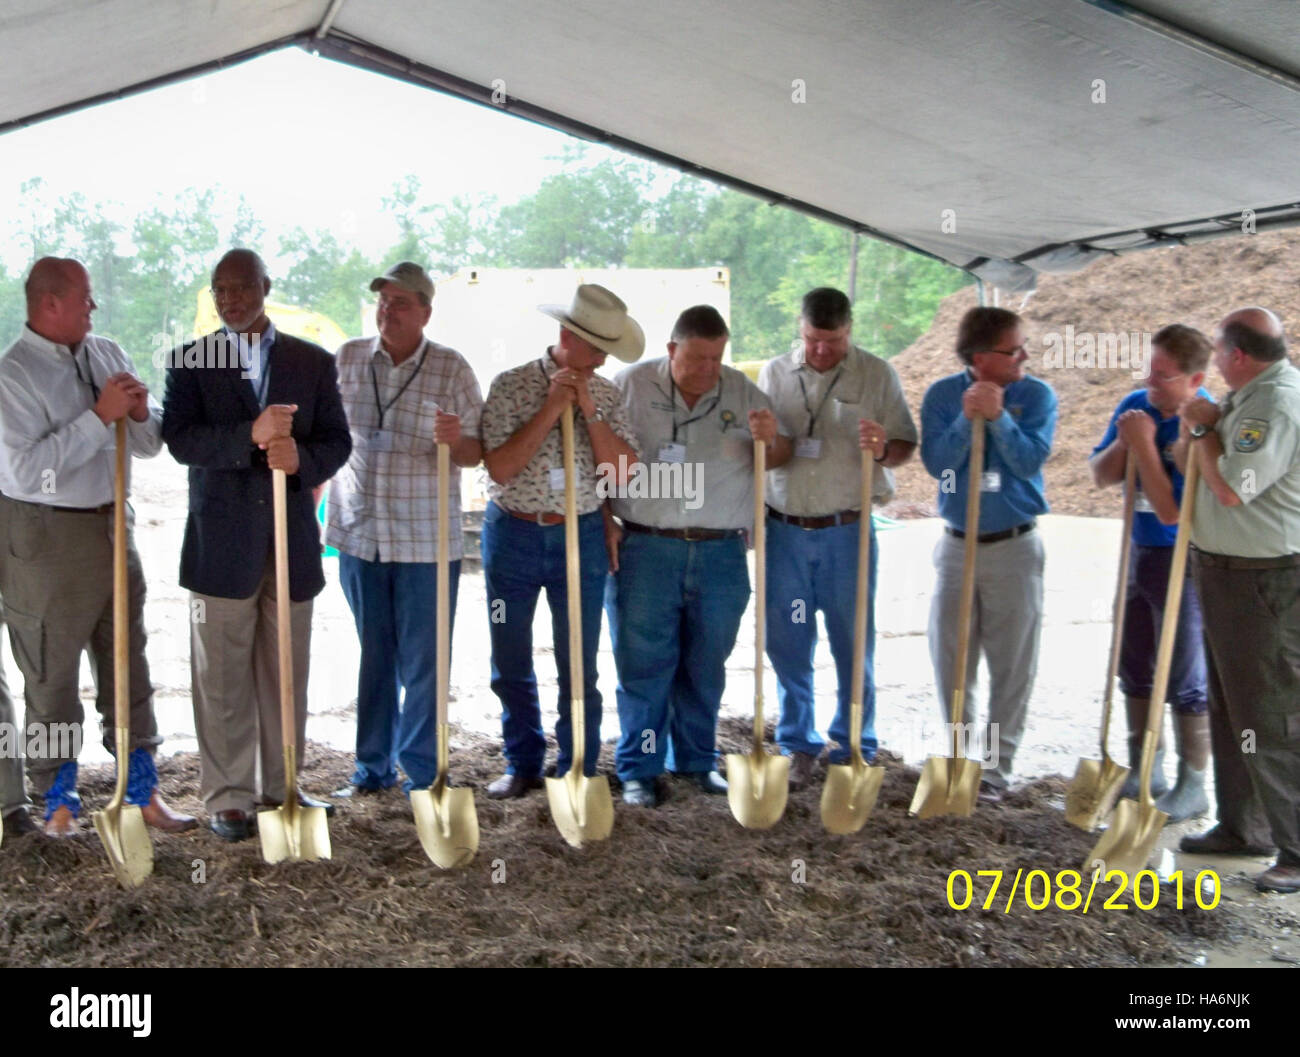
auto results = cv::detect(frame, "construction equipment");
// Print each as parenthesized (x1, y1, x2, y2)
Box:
(1085, 446, 1200, 876)
(258, 468, 331, 864)
(726, 439, 790, 828)
(545, 406, 615, 847)
(412, 443, 479, 867)
(92, 419, 153, 888)
(1065, 452, 1137, 830)
(910, 415, 985, 819)
(820, 455, 884, 833)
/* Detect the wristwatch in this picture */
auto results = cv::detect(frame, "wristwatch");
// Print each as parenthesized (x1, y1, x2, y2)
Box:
(1189, 423, 1210, 439)
(589, 407, 606, 423)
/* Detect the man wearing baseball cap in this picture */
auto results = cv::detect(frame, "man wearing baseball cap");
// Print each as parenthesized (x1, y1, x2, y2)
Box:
(479, 284, 643, 797)
(326, 262, 483, 799)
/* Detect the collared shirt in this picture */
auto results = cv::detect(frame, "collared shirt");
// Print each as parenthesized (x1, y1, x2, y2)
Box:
(920, 369, 1057, 533)
(480, 349, 638, 516)
(222, 321, 278, 409)
(1192, 358, 1300, 558)
(0, 325, 162, 506)
(760, 343, 917, 514)
(610, 357, 783, 530)
(1092, 387, 1212, 548)
(326, 336, 483, 562)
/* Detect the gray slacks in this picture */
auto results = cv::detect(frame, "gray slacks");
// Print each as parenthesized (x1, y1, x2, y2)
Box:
(928, 527, 1044, 788)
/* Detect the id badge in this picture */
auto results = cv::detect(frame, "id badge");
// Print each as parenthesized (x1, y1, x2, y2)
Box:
(658, 442, 687, 464)
(1134, 493, 1154, 514)
(366, 429, 394, 452)
(549, 466, 567, 491)
(795, 437, 822, 459)
(980, 470, 1001, 493)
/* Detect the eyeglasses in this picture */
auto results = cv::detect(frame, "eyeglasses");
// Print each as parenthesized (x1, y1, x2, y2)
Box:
(210, 281, 261, 299)
(983, 341, 1029, 357)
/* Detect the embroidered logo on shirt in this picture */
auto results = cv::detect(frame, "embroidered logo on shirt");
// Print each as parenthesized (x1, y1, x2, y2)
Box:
(719, 409, 737, 432)
(1235, 418, 1267, 453)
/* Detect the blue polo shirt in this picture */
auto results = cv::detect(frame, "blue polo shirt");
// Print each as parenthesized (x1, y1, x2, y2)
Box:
(920, 370, 1057, 533)
(1092, 387, 1212, 548)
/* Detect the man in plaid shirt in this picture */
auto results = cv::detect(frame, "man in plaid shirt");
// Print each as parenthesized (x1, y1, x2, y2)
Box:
(326, 262, 483, 796)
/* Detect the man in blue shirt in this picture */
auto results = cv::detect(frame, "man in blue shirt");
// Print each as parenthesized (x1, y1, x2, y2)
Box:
(920, 306, 1057, 802)
(1089, 325, 1212, 820)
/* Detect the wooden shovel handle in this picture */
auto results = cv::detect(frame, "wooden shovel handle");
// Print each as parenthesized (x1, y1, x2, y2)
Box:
(1137, 445, 1199, 807)
(561, 407, 585, 771)
(272, 467, 296, 799)
(109, 419, 130, 809)
(950, 416, 984, 755)
(752, 438, 766, 754)
(436, 442, 451, 776)
(1100, 453, 1138, 756)
(848, 455, 874, 765)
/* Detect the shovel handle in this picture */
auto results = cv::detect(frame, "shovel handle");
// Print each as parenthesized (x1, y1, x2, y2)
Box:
(949, 415, 984, 756)
(752, 438, 767, 754)
(272, 467, 297, 801)
(1100, 452, 1138, 757)
(436, 442, 450, 776)
(1137, 444, 1199, 808)
(848, 454, 874, 766)
(561, 407, 585, 772)
(108, 419, 130, 811)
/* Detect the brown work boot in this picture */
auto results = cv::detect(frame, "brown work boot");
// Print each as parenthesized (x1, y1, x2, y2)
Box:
(140, 790, 199, 832)
(1255, 864, 1300, 894)
(44, 804, 79, 838)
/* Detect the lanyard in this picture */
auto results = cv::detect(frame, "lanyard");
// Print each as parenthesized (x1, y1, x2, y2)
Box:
(71, 346, 100, 402)
(797, 368, 842, 438)
(370, 342, 430, 429)
(669, 372, 721, 443)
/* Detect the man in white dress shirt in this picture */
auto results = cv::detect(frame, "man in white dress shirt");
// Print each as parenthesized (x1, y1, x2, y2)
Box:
(0, 257, 195, 837)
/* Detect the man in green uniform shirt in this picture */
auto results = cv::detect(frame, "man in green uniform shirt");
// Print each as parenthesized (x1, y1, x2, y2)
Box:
(1178, 307, 1300, 894)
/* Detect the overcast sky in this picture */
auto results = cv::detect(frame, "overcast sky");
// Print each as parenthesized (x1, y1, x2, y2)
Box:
(0, 46, 630, 271)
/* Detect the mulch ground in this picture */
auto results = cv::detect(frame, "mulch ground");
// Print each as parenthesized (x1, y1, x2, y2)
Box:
(0, 717, 1235, 967)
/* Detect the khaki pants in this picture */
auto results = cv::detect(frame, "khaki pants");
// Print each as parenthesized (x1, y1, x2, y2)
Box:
(0, 495, 159, 795)
(191, 562, 312, 814)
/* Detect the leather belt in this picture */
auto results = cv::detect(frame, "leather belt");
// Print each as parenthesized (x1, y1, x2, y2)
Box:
(946, 520, 1036, 543)
(1191, 546, 1300, 570)
(622, 521, 742, 542)
(766, 507, 860, 530)
(502, 506, 565, 525)
(0, 494, 113, 515)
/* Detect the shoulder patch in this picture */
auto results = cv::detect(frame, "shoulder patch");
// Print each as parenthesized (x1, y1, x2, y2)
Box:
(1235, 418, 1268, 453)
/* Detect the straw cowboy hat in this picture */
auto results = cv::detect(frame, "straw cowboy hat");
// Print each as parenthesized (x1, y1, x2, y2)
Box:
(539, 284, 645, 363)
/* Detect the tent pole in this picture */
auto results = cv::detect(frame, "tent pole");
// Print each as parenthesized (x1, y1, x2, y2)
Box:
(848, 231, 859, 303)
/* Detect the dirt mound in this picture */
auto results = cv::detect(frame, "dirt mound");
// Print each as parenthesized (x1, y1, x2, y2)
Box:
(0, 720, 1230, 967)
(882, 229, 1300, 518)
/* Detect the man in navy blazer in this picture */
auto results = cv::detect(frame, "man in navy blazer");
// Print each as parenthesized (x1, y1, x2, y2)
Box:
(162, 248, 351, 841)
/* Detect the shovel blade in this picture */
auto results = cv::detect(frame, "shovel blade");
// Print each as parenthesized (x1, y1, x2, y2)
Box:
(411, 786, 479, 869)
(724, 750, 790, 830)
(258, 805, 331, 864)
(1064, 756, 1129, 832)
(1084, 797, 1168, 877)
(820, 761, 885, 835)
(545, 772, 614, 848)
(909, 756, 981, 819)
(92, 805, 153, 889)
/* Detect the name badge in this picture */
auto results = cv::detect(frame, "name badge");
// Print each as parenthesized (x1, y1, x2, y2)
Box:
(549, 467, 567, 491)
(366, 429, 394, 452)
(658, 442, 687, 464)
(795, 437, 822, 459)
(980, 471, 1001, 493)
(1134, 493, 1154, 514)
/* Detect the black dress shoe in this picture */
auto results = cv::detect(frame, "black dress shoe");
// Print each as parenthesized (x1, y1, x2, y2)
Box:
(486, 773, 544, 800)
(689, 770, 728, 795)
(1, 807, 40, 838)
(209, 809, 252, 842)
(1179, 826, 1276, 857)
(622, 779, 657, 807)
(260, 792, 336, 818)
(1256, 864, 1300, 894)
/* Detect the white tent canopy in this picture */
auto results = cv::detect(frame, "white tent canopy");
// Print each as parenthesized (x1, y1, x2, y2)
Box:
(3, 0, 1298, 290)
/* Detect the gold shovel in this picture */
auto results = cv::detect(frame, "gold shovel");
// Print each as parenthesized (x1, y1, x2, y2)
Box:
(726, 439, 790, 829)
(1085, 446, 1200, 876)
(258, 467, 331, 864)
(411, 442, 479, 867)
(545, 405, 615, 847)
(1065, 452, 1137, 830)
(910, 415, 985, 819)
(820, 454, 884, 833)
(92, 419, 153, 888)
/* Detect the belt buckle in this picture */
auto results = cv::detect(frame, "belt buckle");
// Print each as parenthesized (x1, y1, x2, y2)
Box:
(682, 527, 703, 542)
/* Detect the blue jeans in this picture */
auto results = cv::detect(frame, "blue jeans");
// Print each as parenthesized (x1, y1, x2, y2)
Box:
(338, 553, 460, 792)
(605, 531, 751, 781)
(765, 515, 878, 764)
(481, 502, 606, 778)
(1119, 544, 1207, 714)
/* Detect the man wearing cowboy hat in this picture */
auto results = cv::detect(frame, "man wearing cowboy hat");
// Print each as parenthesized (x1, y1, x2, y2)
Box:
(479, 284, 643, 798)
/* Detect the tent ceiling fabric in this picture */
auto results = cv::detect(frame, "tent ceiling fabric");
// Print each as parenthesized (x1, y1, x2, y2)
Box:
(2, 0, 1298, 290)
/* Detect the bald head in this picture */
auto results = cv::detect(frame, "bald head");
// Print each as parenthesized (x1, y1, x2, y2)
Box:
(25, 257, 95, 346)
(211, 248, 268, 286)
(1218, 306, 1287, 365)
